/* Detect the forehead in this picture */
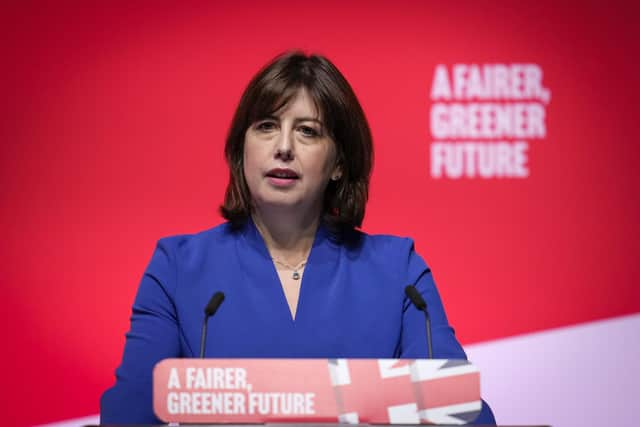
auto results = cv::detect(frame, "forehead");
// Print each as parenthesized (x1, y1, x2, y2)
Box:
(253, 86, 323, 122)
(274, 89, 321, 119)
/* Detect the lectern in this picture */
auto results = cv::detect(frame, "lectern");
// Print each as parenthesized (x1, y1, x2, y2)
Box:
(152, 358, 484, 425)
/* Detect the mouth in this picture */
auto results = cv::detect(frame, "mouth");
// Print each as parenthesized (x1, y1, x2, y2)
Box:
(265, 168, 300, 188)
(265, 168, 300, 180)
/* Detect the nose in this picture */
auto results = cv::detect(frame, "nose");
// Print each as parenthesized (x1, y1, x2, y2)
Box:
(274, 127, 294, 161)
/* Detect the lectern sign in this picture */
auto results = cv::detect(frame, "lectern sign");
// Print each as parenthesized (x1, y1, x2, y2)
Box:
(153, 358, 481, 424)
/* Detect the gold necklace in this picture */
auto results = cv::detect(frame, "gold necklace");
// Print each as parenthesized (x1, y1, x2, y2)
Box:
(272, 257, 307, 280)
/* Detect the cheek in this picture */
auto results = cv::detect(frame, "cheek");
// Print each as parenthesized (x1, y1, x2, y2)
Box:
(320, 145, 339, 175)
(242, 150, 251, 175)
(243, 142, 262, 179)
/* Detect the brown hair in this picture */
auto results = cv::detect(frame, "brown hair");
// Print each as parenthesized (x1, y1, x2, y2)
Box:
(220, 51, 373, 237)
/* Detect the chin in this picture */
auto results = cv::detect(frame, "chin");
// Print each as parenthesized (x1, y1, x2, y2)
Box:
(254, 196, 303, 210)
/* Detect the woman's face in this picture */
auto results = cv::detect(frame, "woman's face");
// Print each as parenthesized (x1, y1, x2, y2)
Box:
(243, 89, 340, 217)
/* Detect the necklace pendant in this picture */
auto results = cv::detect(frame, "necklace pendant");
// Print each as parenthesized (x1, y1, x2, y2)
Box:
(292, 271, 300, 280)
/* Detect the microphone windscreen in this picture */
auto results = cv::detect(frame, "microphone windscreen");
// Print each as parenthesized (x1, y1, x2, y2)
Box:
(204, 292, 225, 317)
(404, 285, 427, 311)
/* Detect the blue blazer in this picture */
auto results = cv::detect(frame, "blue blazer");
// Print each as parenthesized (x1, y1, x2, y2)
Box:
(101, 220, 495, 424)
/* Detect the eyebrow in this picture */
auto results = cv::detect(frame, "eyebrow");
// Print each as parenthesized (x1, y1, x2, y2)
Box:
(261, 115, 324, 126)
(294, 117, 323, 125)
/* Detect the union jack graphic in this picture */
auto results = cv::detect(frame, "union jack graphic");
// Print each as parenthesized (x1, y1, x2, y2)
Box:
(328, 359, 481, 424)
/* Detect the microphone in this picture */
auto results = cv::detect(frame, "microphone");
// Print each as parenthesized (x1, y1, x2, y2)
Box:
(405, 284, 433, 358)
(199, 291, 225, 358)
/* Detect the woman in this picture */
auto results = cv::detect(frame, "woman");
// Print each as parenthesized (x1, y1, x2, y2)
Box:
(100, 52, 496, 424)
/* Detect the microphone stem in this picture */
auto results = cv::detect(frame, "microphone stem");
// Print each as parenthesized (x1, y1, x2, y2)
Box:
(199, 316, 209, 358)
(424, 310, 433, 359)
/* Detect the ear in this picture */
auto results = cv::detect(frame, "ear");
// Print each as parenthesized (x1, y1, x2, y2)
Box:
(331, 163, 343, 181)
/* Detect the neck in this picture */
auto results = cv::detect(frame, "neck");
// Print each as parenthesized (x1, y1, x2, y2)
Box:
(251, 207, 319, 264)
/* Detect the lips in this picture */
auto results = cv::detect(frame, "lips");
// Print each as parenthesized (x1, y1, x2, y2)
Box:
(265, 168, 300, 179)
(265, 168, 299, 188)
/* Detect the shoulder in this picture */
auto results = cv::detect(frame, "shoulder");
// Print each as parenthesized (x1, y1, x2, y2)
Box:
(339, 229, 429, 280)
(150, 222, 241, 269)
(156, 222, 235, 251)
(345, 229, 418, 260)
(142, 222, 242, 295)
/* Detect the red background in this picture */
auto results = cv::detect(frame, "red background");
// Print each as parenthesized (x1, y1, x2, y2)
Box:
(1, 2, 638, 425)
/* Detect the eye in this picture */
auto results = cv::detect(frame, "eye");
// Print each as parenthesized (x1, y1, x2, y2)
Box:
(298, 125, 321, 138)
(255, 120, 277, 132)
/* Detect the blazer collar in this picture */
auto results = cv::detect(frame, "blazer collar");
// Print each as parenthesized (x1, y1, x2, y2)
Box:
(240, 216, 335, 263)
